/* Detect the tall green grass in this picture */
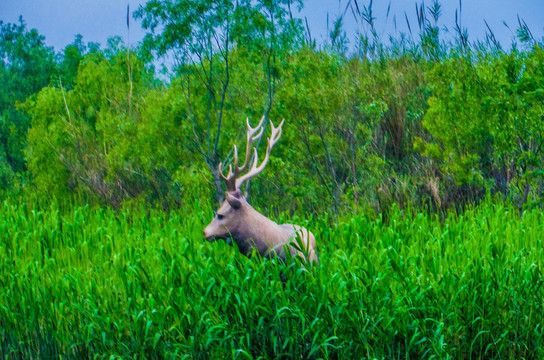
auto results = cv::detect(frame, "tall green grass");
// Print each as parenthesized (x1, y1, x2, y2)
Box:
(1, 200, 543, 359)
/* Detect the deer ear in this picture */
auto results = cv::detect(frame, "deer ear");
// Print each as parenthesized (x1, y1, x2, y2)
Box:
(226, 191, 242, 209)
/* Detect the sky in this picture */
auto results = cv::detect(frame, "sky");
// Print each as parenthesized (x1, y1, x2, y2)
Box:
(1, 0, 543, 54)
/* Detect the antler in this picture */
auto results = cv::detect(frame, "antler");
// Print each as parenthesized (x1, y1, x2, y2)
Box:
(219, 116, 284, 192)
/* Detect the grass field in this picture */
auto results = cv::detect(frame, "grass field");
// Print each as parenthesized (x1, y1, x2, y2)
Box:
(1, 200, 543, 359)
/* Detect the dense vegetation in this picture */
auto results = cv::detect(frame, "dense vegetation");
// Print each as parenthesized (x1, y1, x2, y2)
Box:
(1, 1, 542, 214)
(1, 0, 544, 358)
(2, 200, 544, 358)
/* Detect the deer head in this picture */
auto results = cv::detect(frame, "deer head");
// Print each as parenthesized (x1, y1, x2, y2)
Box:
(203, 116, 283, 244)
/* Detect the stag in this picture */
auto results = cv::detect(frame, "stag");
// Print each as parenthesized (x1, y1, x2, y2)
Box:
(203, 116, 319, 265)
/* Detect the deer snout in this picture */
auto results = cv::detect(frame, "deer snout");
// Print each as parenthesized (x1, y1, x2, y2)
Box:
(203, 227, 216, 242)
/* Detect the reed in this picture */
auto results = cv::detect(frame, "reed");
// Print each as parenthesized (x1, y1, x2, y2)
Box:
(1, 200, 543, 359)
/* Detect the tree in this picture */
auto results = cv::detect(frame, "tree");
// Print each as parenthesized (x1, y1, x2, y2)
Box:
(24, 49, 187, 208)
(0, 17, 57, 190)
(134, 0, 303, 203)
(59, 34, 101, 89)
(418, 46, 544, 210)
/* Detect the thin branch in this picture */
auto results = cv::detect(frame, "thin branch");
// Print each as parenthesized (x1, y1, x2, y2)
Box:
(213, 21, 230, 159)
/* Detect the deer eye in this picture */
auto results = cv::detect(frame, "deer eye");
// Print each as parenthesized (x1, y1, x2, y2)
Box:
(217, 214, 224, 220)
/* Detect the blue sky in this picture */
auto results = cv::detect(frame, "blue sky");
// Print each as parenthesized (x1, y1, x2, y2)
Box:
(1, 0, 543, 52)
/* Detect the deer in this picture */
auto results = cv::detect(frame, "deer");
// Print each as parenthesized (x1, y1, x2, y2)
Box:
(203, 116, 319, 266)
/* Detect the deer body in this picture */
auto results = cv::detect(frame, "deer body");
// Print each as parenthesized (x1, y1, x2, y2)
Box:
(203, 117, 319, 265)
(204, 190, 318, 263)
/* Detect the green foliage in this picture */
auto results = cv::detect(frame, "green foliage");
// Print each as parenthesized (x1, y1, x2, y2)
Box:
(59, 35, 101, 90)
(0, 17, 57, 190)
(2, 200, 544, 358)
(135, 0, 235, 57)
(134, 0, 303, 58)
(23, 50, 193, 209)
(262, 50, 428, 214)
(420, 46, 544, 209)
(2, 2, 544, 215)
